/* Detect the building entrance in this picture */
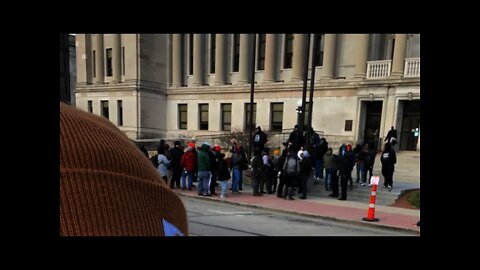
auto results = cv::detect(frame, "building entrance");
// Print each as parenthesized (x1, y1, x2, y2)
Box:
(361, 101, 383, 151)
(399, 100, 420, 151)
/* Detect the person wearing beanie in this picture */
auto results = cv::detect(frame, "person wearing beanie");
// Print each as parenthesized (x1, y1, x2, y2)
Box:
(60, 102, 188, 236)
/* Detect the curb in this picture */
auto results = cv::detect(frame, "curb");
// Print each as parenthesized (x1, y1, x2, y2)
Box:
(178, 192, 420, 235)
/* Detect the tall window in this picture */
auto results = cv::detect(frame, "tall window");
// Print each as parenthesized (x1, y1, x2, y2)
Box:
(199, 104, 209, 130)
(93, 50, 96, 77)
(189, 34, 194, 75)
(117, 100, 123, 126)
(313, 34, 325, 67)
(283, 34, 294, 69)
(106, 48, 113, 76)
(210, 34, 216, 74)
(233, 34, 240, 72)
(101, 100, 109, 119)
(221, 103, 232, 131)
(88, 100, 93, 113)
(257, 34, 266, 70)
(178, 104, 187, 130)
(122, 46, 125, 75)
(271, 103, 284, 131)
(244, 103, 257, 132)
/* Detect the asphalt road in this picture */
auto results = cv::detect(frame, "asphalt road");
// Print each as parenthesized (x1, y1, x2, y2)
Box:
(182, 197, 418, 236)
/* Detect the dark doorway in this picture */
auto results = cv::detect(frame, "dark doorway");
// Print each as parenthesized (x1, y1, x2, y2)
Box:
(400, 100, 420, 151)
(363, 101, 383, 151)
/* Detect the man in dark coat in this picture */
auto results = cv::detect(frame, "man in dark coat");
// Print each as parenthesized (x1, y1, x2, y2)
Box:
(385, 126, 398, 145)
(253, 126, 268, 152)
(381, 142, 397, 191)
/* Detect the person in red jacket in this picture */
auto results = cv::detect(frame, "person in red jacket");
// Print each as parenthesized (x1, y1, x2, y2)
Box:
(180, 142, 198, 190)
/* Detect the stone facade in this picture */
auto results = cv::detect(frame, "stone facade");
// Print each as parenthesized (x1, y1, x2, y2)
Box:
(74, 34, 420, 151)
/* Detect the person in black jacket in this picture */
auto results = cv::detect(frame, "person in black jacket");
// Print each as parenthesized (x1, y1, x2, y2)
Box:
(216, 152, 231, 199)
(169, 141, 184, 189)
(298, 150, 312, 199)
(337, 144, 351, 200)
(385, 126, 398, 145)
(381, 142, 397, 191)
(253, 126, 268, 152)
(139, 143, 149, 158)
(288, 125, 305, 153)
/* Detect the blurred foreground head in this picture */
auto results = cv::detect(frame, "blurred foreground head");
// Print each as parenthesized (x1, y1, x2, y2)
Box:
(60, 102, 188, 236)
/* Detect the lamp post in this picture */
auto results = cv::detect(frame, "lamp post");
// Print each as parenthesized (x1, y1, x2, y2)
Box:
(296, 99, 303, 130)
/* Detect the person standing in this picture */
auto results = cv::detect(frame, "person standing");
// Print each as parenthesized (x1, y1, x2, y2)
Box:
(385, 126, 398, 146)
(253, 126, 268, 152)
(381, 142, 397, 191)
(197, 142, 211, 196)
(298, 150, 312, 200)
(251, 150, 264, 196)
(216, 152, 231, 199)
(139, 143, 149, 158)
(282, 149, 300, 200)
(157, 147, 170, 184)
(169, 141, 184, 189)
(180, 143, 197, 190)
(323, 147, 335, 191)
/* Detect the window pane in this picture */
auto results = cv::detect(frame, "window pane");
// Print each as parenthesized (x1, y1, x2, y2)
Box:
(179, 104, 187, 130)
(101, 101, 109, 119)
(117, 100, 123, 126)
(106, 48, 113, 76)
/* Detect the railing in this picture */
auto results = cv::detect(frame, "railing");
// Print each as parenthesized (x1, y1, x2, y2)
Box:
(366, 60, 392, 79)
(404, 58, 420, 78)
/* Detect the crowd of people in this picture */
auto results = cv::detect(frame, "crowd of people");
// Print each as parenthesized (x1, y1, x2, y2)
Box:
(146, 125, 397, 202)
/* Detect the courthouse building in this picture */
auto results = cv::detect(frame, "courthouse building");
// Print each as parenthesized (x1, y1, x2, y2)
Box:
(74, 34, 420, 151)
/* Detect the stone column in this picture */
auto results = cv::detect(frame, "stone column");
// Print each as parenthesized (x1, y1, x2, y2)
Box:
(84, 34, 93, 84)
(238, 34, 253, 83)
(391, 34, 408, 77)
(193, 34, 205, 86)
(215, 34, 228, 85)
(95, 34, 105, 83)
(353, 34, 369, 79)
(320, 34, 336, 80)
(172, 34, 183, 86)
(112, 34, 122, 82)
(263, 34, 279, 82)
(291, 34, 308, 81)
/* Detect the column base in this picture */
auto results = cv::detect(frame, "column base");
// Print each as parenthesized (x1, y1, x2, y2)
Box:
(390, 71, 404, 78)
(353, 74, 366, 80)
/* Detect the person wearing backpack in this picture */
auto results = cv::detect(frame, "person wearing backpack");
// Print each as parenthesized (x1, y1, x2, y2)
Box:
(282, 149, 300, 200)
(216, 152, 231, 199)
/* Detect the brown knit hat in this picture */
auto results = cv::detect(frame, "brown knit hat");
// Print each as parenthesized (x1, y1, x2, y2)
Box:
(60, 102, 188, 236)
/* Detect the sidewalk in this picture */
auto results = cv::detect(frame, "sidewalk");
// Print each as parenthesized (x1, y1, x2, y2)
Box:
(175, 150, 420, 234)
(174, 183, 420, 234)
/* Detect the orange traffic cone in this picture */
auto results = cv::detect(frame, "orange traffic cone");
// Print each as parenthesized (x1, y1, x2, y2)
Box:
(362, 183, 379, 222)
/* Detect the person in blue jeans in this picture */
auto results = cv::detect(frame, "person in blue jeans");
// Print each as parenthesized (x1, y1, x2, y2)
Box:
(322, 147, 335, 191)
(197, 142, 211, 196)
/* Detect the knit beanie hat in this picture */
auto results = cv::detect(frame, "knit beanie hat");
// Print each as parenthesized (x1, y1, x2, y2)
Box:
(60, 102, 188, 236)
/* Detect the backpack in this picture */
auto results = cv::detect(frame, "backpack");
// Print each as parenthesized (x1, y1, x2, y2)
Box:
(150, 154, 159, 168)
